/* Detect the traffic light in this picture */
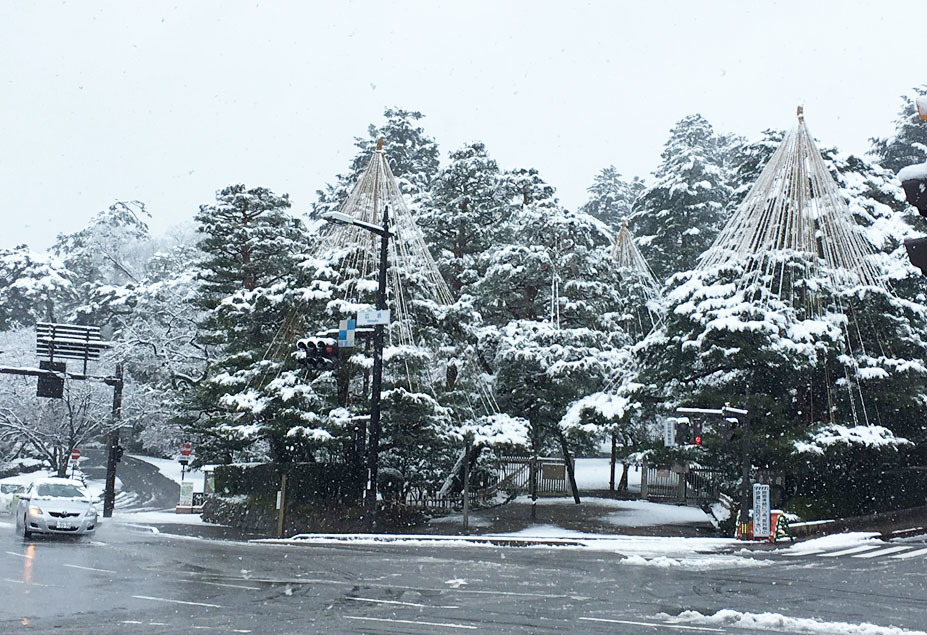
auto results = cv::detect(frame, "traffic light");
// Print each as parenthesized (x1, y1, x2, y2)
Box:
(295, 337, 339, 369)
(905, 237, 927, 275)
(692, 420, 703, 445)
(900, 169, 927, 216)
(114, 445, 124, 463)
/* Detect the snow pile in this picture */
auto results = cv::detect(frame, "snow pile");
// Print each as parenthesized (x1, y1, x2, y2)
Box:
(783, 531, 880, 556)
(621, 554, 768, 570)
(660, 609, 925, 635)
(794, 425, 909, 455)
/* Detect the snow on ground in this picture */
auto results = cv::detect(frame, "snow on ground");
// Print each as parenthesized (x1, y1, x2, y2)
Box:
(266, 531, 752, 569)
(573, 458, 641, 491)
(783, 531, 881, 556)
(511, 496, 710, 526)
(129, 455, 204, 492)
(659, 609, 926, 635)
(603, 500, 710, 527)
(111, 510, 211, 526)
(428, 513, 493, 528)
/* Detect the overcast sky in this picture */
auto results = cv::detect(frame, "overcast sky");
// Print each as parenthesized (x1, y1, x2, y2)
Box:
(1, 1, 923, 251)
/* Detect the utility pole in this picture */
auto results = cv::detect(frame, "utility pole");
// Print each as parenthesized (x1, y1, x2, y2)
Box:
(462, 434, 472, 534)
(738, 410, 752, 535)
(103, 363, 124, 518)
(363, 201, 390, 532)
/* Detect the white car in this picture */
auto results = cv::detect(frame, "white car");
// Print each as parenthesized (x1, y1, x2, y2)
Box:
(15, 477, 99, 538)
(0, 483, 26, 515)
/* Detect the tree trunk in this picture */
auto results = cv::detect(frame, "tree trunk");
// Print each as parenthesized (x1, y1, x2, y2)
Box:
(556, 429, 581, 505)
(609, 433, 617, 491)
(618, 463, 629, 493)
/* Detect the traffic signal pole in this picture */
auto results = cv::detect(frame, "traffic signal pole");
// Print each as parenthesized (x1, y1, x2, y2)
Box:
(103, 363, 123, 518)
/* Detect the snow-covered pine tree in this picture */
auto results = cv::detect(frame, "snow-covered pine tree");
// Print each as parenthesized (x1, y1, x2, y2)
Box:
(579, 166, 645, 232)
(474, 171, 630, 466)
(870, 85, 927, 173)
(182, 185, 328, 465)
(629, 114, 733, 282)
(631, 113, 927, 516)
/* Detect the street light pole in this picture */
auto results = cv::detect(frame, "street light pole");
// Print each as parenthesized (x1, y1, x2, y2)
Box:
(363, 203, 390, 531)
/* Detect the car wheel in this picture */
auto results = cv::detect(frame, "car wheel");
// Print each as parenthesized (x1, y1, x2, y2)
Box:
(22, 515, 31, 539)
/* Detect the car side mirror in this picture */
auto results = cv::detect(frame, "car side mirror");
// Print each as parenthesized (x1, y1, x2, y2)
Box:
(19, 495, 30, 502)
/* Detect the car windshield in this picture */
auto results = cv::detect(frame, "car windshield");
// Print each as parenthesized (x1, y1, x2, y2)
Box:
(35, 483, 86, 498)
(1, 484, 25, 494)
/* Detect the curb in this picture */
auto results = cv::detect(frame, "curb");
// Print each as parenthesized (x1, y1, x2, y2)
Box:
(254, 533, 588, 548)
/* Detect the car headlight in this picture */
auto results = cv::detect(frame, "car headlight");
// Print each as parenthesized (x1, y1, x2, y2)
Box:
(28, 506, 43, 516)
(85, 507, 97, 517)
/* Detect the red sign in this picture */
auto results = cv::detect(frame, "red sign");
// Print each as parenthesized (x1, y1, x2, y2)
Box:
(71, 448, 80, 461)
(180, 442, 193, 457)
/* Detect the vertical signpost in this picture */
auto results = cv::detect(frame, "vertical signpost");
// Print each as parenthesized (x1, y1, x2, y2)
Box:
(177, 442, 195, 513)
(753, 483, 771, 539)
(178, 442, 193, 480)
(664, 419, 677, 447)
(70, 448, 80, 478)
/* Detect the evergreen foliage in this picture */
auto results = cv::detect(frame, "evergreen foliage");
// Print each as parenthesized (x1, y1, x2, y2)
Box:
(629, 114, 733, 282)
(580, 166, 645, 231)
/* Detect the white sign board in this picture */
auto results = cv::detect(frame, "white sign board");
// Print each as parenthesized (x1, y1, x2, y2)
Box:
(664, 419, 676, 447)
(753, 483, 771, 538)
(179, 481, 195, 507)
(357, 309, 391, 326)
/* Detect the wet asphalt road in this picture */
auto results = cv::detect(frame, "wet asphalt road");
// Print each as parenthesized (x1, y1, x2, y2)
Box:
(0, 519, 924, 635)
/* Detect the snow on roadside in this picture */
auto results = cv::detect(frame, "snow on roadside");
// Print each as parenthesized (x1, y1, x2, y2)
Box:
(659, 609, 926, 635)
(784, 531, 881, 555)
(129, 455, 204, 492)
(267, 529, 752, 571)
(510, 496, 710, 527)
(111, 510, 211, 526)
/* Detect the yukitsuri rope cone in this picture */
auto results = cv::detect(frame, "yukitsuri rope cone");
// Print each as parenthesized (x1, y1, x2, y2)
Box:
(698, 107, 891, 426)
(313, 141, 500, 415)
(612, 220, 663, 339)
(700, 107, 884, 295)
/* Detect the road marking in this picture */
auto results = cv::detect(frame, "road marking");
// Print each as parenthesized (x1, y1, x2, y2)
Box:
(4, 551, 33, 559)
(817, 545, 882, 557)
(63, 564, 117, 574)
(580, 617, 725, 632)
(891, 546, 927, 559)
(132, 595, 222, 608)
(346, 596, 460, 609)
(344, 616, 476, 630)
(196, 580, 262, 591)
(852, 546, 912, 559)
(3, 578, 49, 587)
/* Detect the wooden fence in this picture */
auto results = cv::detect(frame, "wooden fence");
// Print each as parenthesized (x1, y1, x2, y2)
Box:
(640, 462, 720, 505)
